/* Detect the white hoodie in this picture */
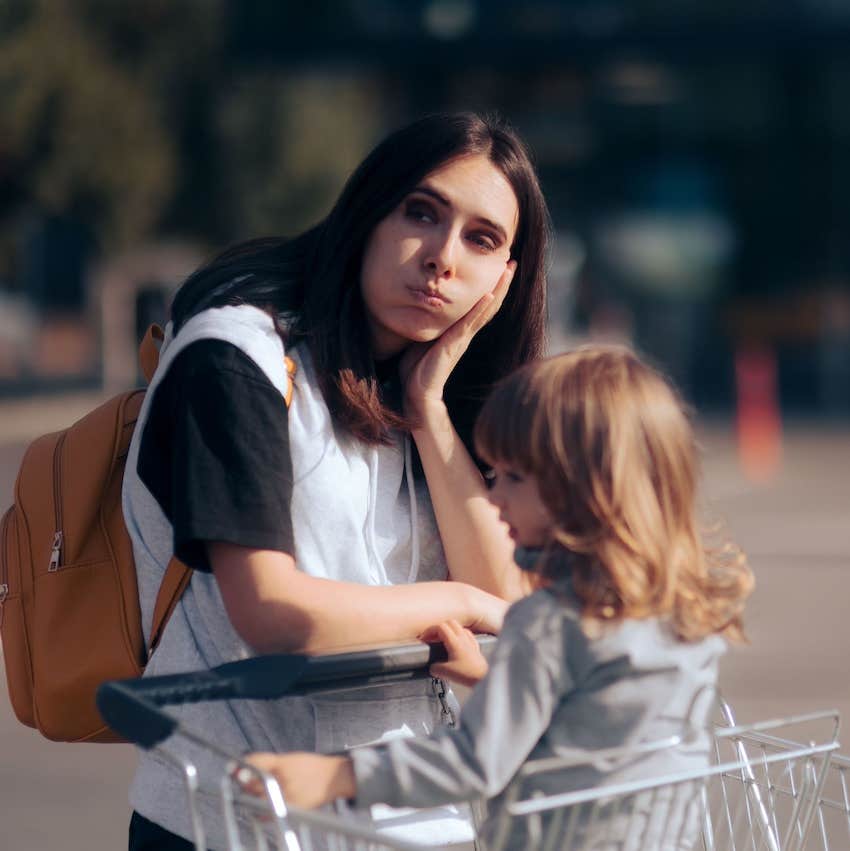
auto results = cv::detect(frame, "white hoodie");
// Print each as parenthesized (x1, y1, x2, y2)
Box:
(122, 305, 471, 848)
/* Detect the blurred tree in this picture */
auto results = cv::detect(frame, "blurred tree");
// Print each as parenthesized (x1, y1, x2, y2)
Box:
(216, 73, 387, 240)
(0, 0, 179, 247)
(77, 0, 226, 241)
(0, 0, 386, 252)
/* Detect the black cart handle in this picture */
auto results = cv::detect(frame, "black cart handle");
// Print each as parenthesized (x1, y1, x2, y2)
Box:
(96, 635, 497, 749)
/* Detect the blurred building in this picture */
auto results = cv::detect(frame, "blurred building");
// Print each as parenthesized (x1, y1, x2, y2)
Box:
(1, 0, 849, 416)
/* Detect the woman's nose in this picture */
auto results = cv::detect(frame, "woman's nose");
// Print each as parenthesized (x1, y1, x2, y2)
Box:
(424, 227, 460, 279)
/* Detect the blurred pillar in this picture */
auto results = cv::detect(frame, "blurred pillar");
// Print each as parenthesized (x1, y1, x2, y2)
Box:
(735, 345, 782, 483)
(19, 214, 93, 314)
(818, 289, 850, 416)
(92, 244, 205, 394)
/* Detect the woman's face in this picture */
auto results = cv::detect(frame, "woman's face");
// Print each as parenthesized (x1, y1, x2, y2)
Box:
(360, 153, 520, 359)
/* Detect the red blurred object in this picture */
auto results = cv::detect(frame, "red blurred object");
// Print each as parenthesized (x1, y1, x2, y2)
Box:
(735, 346, 782, 482)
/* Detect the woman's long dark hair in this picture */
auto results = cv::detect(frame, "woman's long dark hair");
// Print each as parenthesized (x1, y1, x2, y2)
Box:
(171, 112, 550, 450)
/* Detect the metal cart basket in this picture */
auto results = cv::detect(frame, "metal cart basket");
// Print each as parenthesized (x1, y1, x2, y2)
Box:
(809, 750, 850, 850)
(97, 642, 841, 851)
(717, 700, 849, 851)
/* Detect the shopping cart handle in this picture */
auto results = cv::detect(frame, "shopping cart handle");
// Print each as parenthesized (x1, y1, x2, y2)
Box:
(96, 681, 177, 749)
(97, 635, 498, 748)
(96, 653, 311, 747)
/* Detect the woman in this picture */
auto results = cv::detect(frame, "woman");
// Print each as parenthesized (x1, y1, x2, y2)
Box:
(123, 111, 550, 849)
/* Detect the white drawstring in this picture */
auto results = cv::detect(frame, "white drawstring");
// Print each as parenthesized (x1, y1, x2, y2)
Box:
(366, 447, 381, 583)
(404, 434, 420, 583)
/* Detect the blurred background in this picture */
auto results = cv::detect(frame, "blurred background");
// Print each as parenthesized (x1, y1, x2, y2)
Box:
(1, 2, 848, 849)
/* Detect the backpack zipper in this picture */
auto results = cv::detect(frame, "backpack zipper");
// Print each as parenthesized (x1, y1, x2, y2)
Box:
(0, 508, 10, 603)
(48, 433, 66, 572)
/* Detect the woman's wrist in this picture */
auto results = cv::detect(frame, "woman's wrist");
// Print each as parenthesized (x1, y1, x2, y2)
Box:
(455, 581, 478, 622)
(456, 582, 506, 634)
(438, 581, 479, 629)
(409, 396, 451, 434)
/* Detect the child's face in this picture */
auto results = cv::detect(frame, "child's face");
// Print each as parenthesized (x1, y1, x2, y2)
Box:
(486, 462, 554, 549)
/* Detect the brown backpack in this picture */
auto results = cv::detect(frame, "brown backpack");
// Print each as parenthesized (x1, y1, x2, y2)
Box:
(0, 326, 295, 742)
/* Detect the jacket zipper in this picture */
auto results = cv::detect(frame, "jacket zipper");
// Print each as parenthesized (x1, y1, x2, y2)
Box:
(48, 433, 65, 572)
(0, 508, 10, 603)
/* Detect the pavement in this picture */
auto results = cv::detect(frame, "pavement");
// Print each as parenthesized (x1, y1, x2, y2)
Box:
(0, 393, 848, 851)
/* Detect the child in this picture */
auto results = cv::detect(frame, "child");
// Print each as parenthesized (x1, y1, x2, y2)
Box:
(240, 346, 753, 847)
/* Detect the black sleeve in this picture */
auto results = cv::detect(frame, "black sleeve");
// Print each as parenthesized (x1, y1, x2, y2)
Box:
(137, 339, 295, 571)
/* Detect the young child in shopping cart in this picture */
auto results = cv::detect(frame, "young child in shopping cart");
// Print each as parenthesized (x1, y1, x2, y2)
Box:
(239, 345, 754, 844)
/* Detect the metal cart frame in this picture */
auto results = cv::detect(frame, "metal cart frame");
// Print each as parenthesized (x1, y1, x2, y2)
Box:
(97, 643, 842, 850)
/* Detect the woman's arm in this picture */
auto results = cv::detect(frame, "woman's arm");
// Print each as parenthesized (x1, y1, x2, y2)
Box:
(209, 542, 508, 654)
(411, 400, 526, 600)
(401, 263, 527, 601)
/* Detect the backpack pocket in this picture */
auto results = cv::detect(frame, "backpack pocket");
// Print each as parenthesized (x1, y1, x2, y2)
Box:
(32, 560, 137, 741)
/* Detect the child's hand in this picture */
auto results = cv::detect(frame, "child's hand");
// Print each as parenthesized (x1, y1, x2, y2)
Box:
(423, 620, 490, 688)
(235, 752, 356, 810)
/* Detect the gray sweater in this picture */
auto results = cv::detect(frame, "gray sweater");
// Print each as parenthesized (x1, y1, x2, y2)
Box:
(352, 586, 725, 849)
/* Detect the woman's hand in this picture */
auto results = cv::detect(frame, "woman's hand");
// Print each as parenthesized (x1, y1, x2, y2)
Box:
(236, 752, 356, 810)
(400, 260, 516, 419)
(463, 585, 509, 635)
(423, 620, 490, 688)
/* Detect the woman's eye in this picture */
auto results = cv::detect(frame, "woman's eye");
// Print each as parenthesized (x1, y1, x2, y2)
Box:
(404, 201, 437, 224)
(468, 232, 498, 252)
(505, 470, 523, 484)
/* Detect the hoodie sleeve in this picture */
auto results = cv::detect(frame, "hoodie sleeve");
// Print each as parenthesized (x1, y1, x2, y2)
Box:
(137, 338, 295, 571)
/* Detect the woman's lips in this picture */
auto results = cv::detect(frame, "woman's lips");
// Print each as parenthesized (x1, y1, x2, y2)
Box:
(407, 286, 449, 307)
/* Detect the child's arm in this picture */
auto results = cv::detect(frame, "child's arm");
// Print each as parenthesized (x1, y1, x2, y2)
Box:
(238, 620, 489, 809)
(424, 620, 490, 688)
(238, 753, 355, 810)
(236, 752, 357, 810)
(239, 597, 569, 812)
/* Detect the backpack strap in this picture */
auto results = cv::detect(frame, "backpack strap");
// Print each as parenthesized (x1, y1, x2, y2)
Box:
(138, 326, 297, 663)
(139, 323, 165, 384)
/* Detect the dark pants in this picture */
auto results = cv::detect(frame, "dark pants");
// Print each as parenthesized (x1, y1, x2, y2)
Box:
(129, 811, 208, 851)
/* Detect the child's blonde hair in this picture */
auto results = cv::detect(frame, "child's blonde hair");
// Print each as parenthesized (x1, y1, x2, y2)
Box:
(475, 345, 753, 643)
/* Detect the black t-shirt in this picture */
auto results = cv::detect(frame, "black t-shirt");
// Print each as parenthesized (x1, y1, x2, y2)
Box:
(137, 339, 295, 572)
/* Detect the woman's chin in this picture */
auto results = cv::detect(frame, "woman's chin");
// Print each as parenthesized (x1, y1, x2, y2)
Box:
(370, 325, 440, 358)
(404, 320, 452, 343)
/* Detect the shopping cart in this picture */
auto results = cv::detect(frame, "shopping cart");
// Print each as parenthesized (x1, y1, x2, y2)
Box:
(97, 643, 842, 851)
(485, 709, 840, 851)
(99, 638, 494, 851)
(717, 700, 849, 851)
(809, 750, 850, 850)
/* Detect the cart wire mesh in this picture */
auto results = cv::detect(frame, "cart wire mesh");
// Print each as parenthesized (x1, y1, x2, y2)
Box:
(175, 710, 839, 850)
(790, 746, 849, 851)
